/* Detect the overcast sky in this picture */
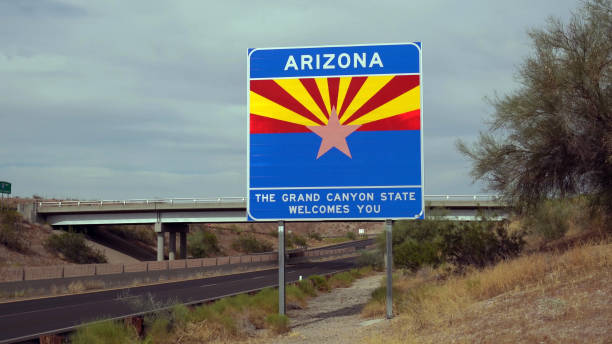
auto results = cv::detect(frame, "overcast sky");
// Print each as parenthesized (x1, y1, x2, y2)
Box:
(0, 0, 579, 200)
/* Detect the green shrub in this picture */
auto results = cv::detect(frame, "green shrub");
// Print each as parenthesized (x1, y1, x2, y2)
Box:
(346, 231, 357, 240)
(265, 314, 289, 334)
(522, 199, 572, 240)
(307, 231, 322, 241)
(71, 320, 138, 344)
(296, 279, 317, 297)
(0, 208, 29, 252)
(328, 271, 354, 288)
(388, 217, 524, 271)
(440, 221, 524, 269)
(287, 233, 307, 248)
(356, 250, 384, 270)
(286, 285, 306, 304)
(171, 304, 190, 328)
(370, 285, 402, 304)
(44, 230, 107, 264)
(188, 229, 221, 258)
(144, 315, 170, 342)
(394, 239, 441, 272)
(231, 234, 273, 253)
(307, 275, 329, 292)
(249, 287, 278, 314)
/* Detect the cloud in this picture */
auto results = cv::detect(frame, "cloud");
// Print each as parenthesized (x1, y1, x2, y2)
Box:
(0, 0, 579, 200)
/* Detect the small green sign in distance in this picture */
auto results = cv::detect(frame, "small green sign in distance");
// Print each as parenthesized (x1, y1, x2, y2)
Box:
(0, 181, 11, 194)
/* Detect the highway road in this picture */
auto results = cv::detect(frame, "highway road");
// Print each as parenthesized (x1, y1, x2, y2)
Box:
(0, 257, 360, 343)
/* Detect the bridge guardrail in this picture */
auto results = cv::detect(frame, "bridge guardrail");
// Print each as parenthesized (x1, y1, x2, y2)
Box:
(38, 195, 500, 208)
(38, 197, 248, 208)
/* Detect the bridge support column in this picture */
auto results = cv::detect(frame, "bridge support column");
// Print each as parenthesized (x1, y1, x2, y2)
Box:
(169, 232, 176, 261)
(156, 232, 164, 261)
(180, 231, 187, 259)
(155, 220, 164, 261)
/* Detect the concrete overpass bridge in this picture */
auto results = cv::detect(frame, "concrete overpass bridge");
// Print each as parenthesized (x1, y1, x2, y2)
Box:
(30, 195, 508, 262)
(35, 195, 507, 226)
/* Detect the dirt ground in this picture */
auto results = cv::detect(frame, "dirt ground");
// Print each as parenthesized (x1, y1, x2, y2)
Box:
(263, 273, 387, 344)
(0, 222, 67, 268)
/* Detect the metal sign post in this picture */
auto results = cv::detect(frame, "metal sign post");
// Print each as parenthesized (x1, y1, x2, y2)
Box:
(278, 220, 286, 315)
(385, 219, 393, 319)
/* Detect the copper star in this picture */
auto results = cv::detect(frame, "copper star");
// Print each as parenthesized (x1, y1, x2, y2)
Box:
(307, 107, 361, 159)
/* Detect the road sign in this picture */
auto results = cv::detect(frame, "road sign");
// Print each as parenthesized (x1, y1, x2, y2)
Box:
(247, 43, 423, 221)
(0, 181, 10, 194)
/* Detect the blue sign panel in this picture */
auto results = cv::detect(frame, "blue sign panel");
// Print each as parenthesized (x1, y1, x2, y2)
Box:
(248, 43, 423, 221)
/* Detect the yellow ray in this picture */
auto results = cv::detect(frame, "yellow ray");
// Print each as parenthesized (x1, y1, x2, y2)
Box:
(315, 77, 331, 116)
(250, 91, 319, 126)
(336, 77, 351, 115)
(274, 79, 328, 124)
(347, 86, 420, 125)
(340, 75, 394, 124)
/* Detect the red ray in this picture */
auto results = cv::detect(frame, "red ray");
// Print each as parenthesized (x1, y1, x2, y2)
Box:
(327, 77, 340, 113)
(300, 78, 330, 118)
(356, 109, 420, 131)
(338, 76, 367, 117)
(346, 75, 420, 124)
(250, 80, 325, 125)
(250, 114, 310, 133)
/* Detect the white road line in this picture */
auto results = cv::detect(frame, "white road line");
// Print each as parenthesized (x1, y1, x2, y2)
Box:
(251, 276, 265, 280)
(200, 283, 217, 288)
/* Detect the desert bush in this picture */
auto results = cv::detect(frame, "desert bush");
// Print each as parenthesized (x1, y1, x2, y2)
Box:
(286, 285, 307, 306)
(394, 239, 441, 272)
(265, 314, 290, 334)
(388, 217, 524, 272)
(142, 303, 190, 342)
(71, 320, 138, 344)
(357, 250, 384, 270)
(0, 208, 29, 252)
(231, 234, 273, 253)
(328, 271, 355, 288)
(44, 230, 107, 264)
(522, 199, 574, 240)
(296, 279, 317, 297)
(287, 233, 307, 248)
(188, 229, 221, 258)
(307, 231, 322, 241)
(346, 231, 357, 240)
(307, 275, 329, 292)
(441, 221, 524, 269)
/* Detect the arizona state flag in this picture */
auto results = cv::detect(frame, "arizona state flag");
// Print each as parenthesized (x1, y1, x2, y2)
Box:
(248, 44, 423, 221)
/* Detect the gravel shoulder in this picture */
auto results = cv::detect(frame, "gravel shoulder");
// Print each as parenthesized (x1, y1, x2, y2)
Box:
(267, 273, 387, 344)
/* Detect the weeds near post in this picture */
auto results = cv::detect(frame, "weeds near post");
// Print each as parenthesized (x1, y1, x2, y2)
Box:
(265, 314, 290, 334)
(71, 320, 139, 344)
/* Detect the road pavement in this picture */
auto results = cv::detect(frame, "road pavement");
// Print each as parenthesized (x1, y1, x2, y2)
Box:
(0, 257, 359, 343)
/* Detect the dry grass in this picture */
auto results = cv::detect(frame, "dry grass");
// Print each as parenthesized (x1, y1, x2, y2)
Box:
(362, 239, 611, 344)
(157, 267, 376, 343)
